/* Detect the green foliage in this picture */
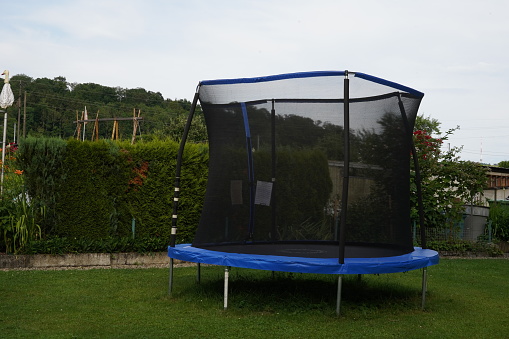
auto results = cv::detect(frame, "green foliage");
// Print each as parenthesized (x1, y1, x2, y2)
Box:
(7, 73, 199, 142)
(496, 160, 509, 168)
(488, 202, 509, 241)
(427, 239, 503, 256)
(275, 148, 333, 235)
(24, 236, 169, 254)
(0, 154, 45, 254)
(150, 112, 207, 143)
(415, 115, 441, 135)
(121, 139, 208, 242)
(9, 137, 208, 252)
(16, 136, 67, 234)
(4, 193, 45, 254)
(54, 139, 131, 239)
(411, 117, 488, 232)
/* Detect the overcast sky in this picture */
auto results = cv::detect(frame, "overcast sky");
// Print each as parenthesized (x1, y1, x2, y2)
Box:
(2, 0, 508, 164)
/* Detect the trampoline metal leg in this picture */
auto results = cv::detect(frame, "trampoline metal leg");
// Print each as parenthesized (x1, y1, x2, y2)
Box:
(169, 258, 174, 296)
(421, 267, 428, 310)
(224, 266, 230, 310)
(336, 275, 342, 316)
(196, 263, 201, 284)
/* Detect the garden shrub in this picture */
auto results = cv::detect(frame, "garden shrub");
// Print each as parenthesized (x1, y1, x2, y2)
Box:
(10, 137, 208, 252)
(16, 137, 67, 235)
(488, 202, 509, 241)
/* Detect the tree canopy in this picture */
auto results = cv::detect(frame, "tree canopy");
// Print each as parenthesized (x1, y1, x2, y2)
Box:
(3, 74, 206, 142)
(496, 160, 509, 168)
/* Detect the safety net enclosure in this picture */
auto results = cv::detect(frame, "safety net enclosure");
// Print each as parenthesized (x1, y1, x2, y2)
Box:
(169, 70, 438, 274)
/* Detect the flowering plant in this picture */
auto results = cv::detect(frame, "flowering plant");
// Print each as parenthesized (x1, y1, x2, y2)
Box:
(0, 155, 43, 254)
(411, 117, 488, 237)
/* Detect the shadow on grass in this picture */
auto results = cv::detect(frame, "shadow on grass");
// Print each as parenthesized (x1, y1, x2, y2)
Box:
(174, 268, 421, 316)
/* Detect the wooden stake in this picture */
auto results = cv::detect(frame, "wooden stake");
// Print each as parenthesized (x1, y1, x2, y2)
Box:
(111, 119, 116, 140)
(76, 110, 83, 140)
(137, 109, 142, 141)
(131, 108, 139, 144)
(92, 111, 100, 141)
(111, 119, 119, 140)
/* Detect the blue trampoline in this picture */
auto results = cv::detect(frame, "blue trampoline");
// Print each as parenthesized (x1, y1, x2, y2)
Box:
(168, 70, 439, 314)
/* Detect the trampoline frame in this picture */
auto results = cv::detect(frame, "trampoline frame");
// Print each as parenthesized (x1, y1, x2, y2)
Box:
(168, 244, 438, 314)
(167, 71, 438, 315)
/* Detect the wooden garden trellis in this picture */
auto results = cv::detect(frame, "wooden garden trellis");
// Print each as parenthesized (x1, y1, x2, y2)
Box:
(74, 108, 143, 144)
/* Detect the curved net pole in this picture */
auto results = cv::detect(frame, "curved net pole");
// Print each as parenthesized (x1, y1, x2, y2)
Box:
(169, 86, 200, 295)
(397, 93, 427, 249)
(240, 102, 255, 241)
(338, 71, 350, 264)
(170, 86, 201, 247)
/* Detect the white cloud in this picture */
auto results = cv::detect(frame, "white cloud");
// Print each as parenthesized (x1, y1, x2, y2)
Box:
(20, 0, 146, 41)
(2, 0, 509, 163)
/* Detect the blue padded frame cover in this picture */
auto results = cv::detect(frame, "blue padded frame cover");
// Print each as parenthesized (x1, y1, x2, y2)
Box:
(168, 244, 439, 275)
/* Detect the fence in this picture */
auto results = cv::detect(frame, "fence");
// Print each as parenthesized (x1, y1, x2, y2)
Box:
(413, 205, 492, 244)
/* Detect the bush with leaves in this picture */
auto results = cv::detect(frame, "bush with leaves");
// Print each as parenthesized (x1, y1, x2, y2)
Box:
(0, 154, 44, 254)
(411, 116, 488, 239)
(488, 202, 509, 241)
(10, 137, 208, 252)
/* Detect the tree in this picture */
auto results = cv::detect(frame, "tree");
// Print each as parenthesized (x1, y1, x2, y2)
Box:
(8, 73, 199, 142)
(71, 83, 118, 104)
(412, 116, 488, 236)
(496, 160, 509, 168)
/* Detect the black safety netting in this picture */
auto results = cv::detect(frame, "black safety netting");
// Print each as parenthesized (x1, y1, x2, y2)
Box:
(185, 71, 423, 259)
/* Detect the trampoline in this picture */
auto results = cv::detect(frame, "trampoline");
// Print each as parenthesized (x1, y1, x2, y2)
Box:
(168, 70, 439, 314)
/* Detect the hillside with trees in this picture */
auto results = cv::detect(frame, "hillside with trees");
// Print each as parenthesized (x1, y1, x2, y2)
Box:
(4, 74, 206, 142)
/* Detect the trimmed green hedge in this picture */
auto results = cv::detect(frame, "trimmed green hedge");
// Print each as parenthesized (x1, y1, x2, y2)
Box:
(24, 236, 170, 255)
(16, 137, 208, 244)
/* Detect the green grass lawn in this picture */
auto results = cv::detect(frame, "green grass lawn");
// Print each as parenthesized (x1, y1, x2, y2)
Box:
(1, 259, 508, 338)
